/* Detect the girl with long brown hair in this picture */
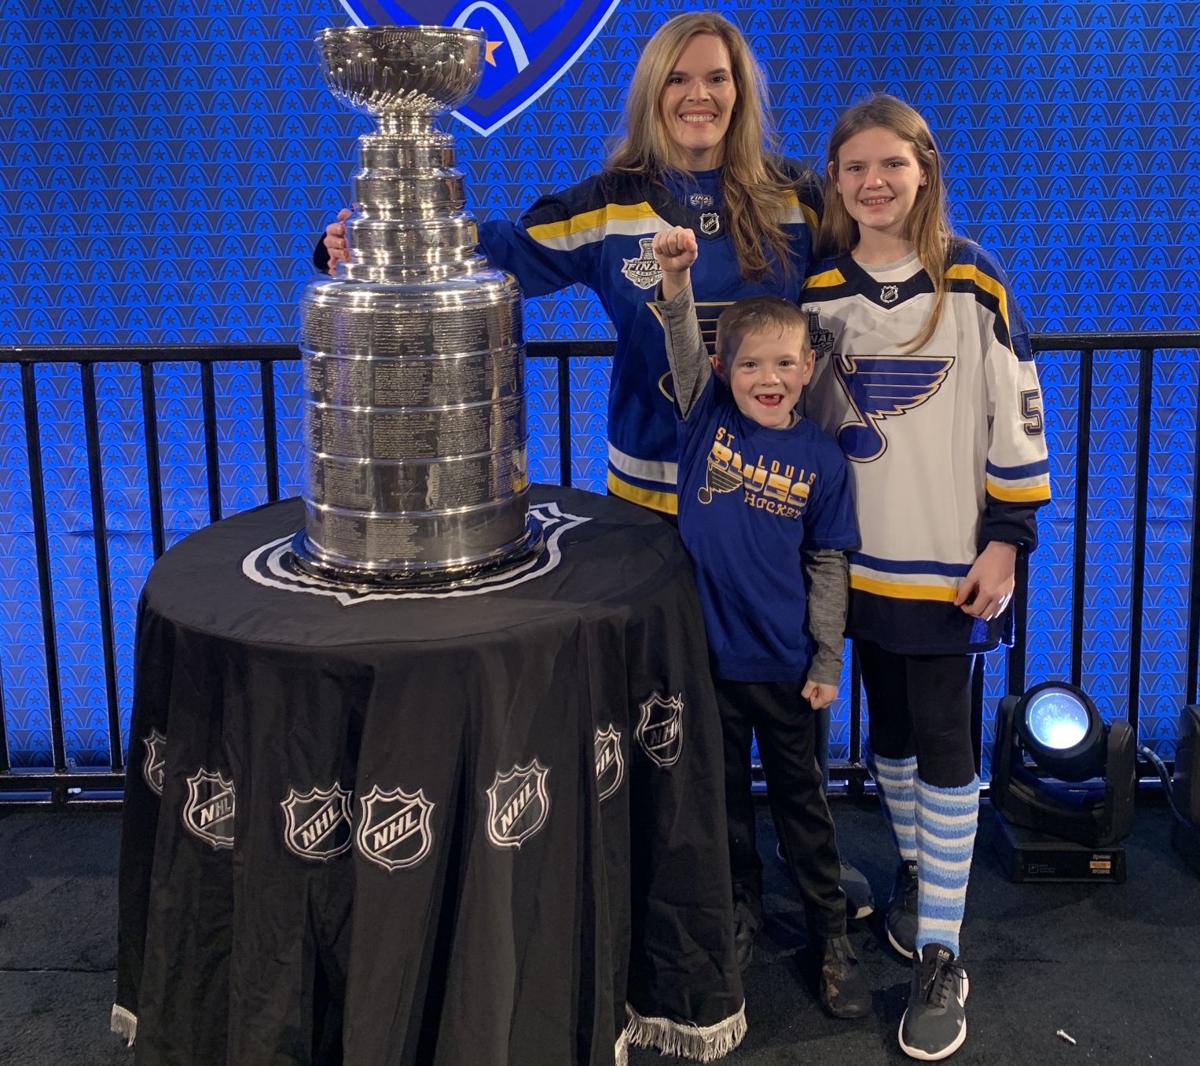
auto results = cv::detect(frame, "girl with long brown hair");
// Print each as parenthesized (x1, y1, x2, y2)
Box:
(803, 94, 1052, 1060)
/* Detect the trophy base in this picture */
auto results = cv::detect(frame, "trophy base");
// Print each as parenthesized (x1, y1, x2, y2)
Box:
(288, 516, 543, 591)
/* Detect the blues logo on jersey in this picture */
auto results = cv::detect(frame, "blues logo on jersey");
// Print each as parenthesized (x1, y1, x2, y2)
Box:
(340, 2, 620, 135)
(833, 354, 953, 462)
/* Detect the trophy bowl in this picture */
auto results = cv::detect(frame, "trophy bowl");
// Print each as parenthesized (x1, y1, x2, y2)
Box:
(316, 25, 485, 116)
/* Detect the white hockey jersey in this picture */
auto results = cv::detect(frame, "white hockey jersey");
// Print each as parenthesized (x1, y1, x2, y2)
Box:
(801, 241, 1050, 654)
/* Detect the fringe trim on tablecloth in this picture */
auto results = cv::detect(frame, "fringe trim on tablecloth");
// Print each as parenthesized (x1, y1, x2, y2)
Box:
(110, 1004, 137, 1047)
(615, 1027, 629, 1066)
(625, 1001, 746, 1062)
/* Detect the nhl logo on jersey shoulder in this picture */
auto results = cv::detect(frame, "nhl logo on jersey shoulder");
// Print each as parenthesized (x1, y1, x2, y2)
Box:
(183, 767, 236, 850)
(636, 692, 684, 768)
(281, 784, 353, 862)
(356, 784, 435, 872)
(142, 728, 166, 797)
(486, 761, 551, 849)
(879, 284, 900, 305)
(621, 237, 662, 290)
(594, 726, 624, 802)
(699, 212, 720, 236)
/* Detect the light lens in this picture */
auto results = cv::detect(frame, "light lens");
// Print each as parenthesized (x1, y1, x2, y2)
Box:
(1024, 687, 1090, 750)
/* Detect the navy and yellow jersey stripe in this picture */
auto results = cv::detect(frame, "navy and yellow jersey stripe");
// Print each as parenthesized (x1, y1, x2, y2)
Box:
(799, 240, 1050, 652)
(478, 164, 823, 514)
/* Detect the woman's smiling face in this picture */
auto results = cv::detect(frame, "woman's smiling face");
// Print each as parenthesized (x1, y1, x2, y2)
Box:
(658, 33, 737, 170)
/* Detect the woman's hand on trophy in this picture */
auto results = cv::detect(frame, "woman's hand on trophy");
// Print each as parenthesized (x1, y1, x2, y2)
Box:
(322, 207, 354, 275)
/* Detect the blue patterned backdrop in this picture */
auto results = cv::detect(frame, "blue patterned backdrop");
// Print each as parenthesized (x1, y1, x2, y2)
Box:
(0, 0, 1197, 772)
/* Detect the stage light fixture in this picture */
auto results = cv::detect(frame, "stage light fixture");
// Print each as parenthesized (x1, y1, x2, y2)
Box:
(991, 681, 1136, 882)
(1014, 683, 1107, 782)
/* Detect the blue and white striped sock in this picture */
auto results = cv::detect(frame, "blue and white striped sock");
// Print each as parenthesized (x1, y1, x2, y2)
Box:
(914, 774, 980, 957)
(866, 747, 918, 862)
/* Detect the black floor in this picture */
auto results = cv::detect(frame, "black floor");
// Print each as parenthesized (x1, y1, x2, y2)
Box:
(3, 799, 1198, 1066)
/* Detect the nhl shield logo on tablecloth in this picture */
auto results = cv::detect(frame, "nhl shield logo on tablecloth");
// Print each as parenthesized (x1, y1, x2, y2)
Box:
(636, 692, 684, 768)
(142, 729, 166, 797)
(182, 768, 236, 850)
(486, 761, 550, 849)
(355, 784, 435, 872)
(594, 726, 624, 802)
(337, 2, 619, 136)
(281, 785, 353, 862)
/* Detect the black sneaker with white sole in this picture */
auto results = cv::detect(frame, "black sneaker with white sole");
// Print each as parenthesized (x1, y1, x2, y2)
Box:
(775, 844, 875, 919)
(886, 859, 919, 959)
(898, 943, 969, 1061)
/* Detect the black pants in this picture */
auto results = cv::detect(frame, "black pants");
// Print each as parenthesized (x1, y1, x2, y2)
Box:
(856, 639, 977, 788)
(715, 677, 846, 939)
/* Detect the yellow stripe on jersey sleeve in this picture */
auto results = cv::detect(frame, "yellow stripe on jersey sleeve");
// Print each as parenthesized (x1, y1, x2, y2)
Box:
(526, 201, 660, 244)
(986, 479, 1052, 503)
(783, 191, 819, 231)
(946, 264, 1012, 338)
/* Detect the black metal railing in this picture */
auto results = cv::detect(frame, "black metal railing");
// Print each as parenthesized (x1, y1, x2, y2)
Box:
(0, 332, 1197, 805)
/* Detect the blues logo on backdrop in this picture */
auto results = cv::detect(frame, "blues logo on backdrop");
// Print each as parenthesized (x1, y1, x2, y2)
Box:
(338, 1, 621, 135)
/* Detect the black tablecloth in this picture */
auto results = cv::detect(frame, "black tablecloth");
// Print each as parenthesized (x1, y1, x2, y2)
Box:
(114, 487, 744, 1066)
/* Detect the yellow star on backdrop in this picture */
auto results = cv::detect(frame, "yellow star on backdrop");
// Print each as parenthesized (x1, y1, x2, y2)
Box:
(484, 39, 503, 66)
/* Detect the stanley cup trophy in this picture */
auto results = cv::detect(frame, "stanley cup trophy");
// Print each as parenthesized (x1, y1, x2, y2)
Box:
(292, 24, 541, 587)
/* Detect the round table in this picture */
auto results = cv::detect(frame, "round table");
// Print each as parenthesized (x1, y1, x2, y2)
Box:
(114, 487, 743, 1066)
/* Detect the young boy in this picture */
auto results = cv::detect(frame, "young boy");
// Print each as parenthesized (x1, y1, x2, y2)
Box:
(651, 227, 869, 1018)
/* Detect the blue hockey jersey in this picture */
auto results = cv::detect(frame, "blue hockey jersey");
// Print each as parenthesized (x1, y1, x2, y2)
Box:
(478, 166, 821, 514)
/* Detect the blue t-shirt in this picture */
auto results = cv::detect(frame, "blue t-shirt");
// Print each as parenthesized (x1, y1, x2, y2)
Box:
(677, 378, 859, 682)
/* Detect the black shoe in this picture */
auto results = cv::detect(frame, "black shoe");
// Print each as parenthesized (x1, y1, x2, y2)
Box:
(733, 900, 760, 973)
(887, 860, 919, 959)
(898, 943, 969, 1061)
(774, 844, 875, 920)
(817, 933, 871, 1019)
(839, 858, 875, 920)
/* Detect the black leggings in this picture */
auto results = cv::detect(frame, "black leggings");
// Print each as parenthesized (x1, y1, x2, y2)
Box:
(856, 639, 977, 788)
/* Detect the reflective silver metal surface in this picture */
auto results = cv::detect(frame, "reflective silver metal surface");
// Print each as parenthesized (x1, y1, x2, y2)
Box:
(294, 25, 539, 585)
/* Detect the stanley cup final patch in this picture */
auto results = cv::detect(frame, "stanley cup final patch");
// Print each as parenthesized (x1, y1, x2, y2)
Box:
(281, 785, 353, 862)
(636, 692, 684, 768)
(355, 784, 435, 872)
(594, 726, 624, 802)
(142, 728, 166, 797)
(621, 237, 663, 290)
(182, 768, 236, 850)
(486, 761, 551, 849)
